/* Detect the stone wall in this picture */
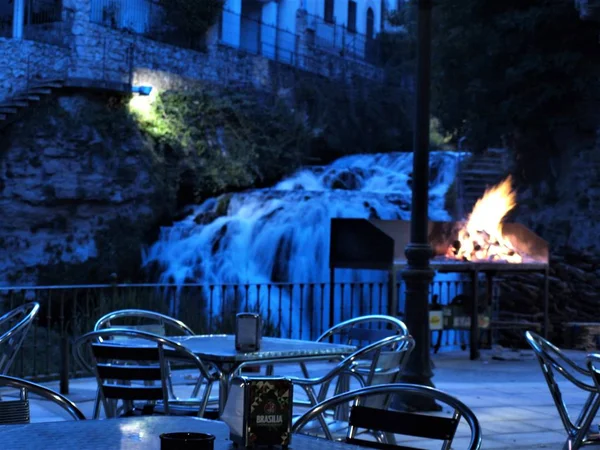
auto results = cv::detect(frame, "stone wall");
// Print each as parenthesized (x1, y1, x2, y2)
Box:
(0, 38, 69, 100)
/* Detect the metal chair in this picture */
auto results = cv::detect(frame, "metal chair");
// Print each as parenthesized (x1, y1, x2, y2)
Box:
(318, 315, 410, 344)
(0, 374, 85, 423)
(93, 309, 195, 336)
(238, 334, 414, 413)
(0, 303, 40, 375)
(526, 331, 600, 450)
(319, 315, 410, 386)
(292, 383, 482, 450)
(267, 315, 409, 379)
(73, 328, 221, 419)
(93, 309, 216, 415)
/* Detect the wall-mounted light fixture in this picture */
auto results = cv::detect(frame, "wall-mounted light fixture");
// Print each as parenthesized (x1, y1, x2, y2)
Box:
(131, 85, 153, 96)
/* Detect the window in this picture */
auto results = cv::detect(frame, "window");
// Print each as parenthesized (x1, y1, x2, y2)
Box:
(347, 0, 357, 32)
(366, 7, 374, 39)
(324, 0, 334, 23)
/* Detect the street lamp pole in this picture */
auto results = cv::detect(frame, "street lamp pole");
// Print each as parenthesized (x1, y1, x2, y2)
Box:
(399, 0, 436, 390)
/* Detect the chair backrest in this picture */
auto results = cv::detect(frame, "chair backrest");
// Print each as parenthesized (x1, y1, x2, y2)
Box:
(360, 334, 414, 389)
(292, 384, 482, 450)
(73, 329, 218, 418)
(93, 309, 194, 336)
(317, 315, 409, 347)
(0, 374, 85, 423)
(0, 303, 40, 375)
(311, 335, 414, 407)
(525, 331, 596, 433)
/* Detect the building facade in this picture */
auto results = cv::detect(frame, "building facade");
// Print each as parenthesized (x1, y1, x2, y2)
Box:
(0, 0, 385, 105)
(221, 0, 385, 64)
(2, 0, 388, 64)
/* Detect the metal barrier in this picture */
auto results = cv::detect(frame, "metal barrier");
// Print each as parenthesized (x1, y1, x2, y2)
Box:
(0, 279, 474, 388)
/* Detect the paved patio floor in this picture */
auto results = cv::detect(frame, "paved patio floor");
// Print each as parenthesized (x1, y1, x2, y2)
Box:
(5, 348, 592, 449)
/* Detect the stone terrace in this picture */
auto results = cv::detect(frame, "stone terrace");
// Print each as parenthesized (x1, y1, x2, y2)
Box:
(4, 349, 588, 449)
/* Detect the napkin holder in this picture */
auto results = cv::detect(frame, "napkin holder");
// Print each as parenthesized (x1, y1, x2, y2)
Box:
(235, 313, 262, 352)
(221, 376, 293, 448)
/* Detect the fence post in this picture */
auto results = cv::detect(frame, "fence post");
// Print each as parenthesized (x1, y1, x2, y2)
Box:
(60, 336, 69, 394)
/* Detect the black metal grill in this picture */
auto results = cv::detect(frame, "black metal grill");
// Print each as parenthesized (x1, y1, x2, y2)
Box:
(329, 218, 550, 360)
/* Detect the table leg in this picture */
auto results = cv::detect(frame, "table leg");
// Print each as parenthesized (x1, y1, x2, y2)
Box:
(470, 270, 480, 361)
(219, 377, 229, 415)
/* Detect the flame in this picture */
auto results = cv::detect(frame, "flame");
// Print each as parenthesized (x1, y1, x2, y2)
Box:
(447, 176, 522, 263)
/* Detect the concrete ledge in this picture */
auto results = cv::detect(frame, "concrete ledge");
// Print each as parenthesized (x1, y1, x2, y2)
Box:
(64, 78, 131, 95)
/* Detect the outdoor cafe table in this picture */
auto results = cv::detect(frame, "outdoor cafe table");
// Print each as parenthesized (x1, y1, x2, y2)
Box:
(168, 334, 356, 413)
(0, 416, 366, 449)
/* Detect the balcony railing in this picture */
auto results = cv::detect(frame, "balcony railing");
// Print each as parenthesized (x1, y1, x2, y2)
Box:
(0, 279, 480, 389)
(0, 0, 65, 45)
(87, 0, 381, 65)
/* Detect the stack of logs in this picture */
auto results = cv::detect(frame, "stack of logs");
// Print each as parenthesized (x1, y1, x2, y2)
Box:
(494, 247, 600, 347)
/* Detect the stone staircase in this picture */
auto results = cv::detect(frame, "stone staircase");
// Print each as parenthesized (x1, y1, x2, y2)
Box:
(0, 79, 65, 129)
(456, 148, 510, 217)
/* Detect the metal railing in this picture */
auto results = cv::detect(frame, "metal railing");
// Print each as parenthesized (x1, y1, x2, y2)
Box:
(0, 0, 65, 43)
(87, 0, 380, 64)
(217, 8, 381, 78)
(303, 11, 380, 64)
(0, 279, 476, 388)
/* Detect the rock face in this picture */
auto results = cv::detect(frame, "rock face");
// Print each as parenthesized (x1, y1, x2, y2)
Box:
(512, 129, 600, 254)
(0, 93, 176, 285)
(492, 129, 600, 340)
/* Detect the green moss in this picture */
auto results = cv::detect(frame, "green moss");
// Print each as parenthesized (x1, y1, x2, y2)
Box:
(134, 85, 312, 199)
(215, 194, 232, 216)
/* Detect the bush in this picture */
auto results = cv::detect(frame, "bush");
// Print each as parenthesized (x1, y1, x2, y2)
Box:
(135, 85, 312, 199)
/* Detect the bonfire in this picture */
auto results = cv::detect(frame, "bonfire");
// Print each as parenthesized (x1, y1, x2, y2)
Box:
(446, 176, 522, 263)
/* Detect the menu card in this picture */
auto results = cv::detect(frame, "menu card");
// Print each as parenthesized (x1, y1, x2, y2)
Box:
(222, 377, 293, 448)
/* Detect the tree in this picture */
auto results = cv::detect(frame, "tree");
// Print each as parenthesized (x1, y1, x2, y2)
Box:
(430, 0, 600, 164)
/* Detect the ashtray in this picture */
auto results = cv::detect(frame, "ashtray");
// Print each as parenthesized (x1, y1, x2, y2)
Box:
(160, 432, 216, 449)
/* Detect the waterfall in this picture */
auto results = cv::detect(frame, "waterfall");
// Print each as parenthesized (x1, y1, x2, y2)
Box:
(142, 151, 464, 337)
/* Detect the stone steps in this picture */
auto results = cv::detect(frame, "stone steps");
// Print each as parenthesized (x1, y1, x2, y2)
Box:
(0, 80, 65, 127)
(0, 100, 28, 108)
(454, 149, 510, 216)
(14, 94, 41, 102)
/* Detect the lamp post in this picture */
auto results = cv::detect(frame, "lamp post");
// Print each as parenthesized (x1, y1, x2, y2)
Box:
(399, 0, 436, 393)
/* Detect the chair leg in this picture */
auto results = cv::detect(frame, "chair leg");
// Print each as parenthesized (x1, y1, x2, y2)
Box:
(300, 362, 311, 378)
(165, 363, 177, 399)
(93, 389, 102, 419)
(570, 396, 600, 450)
(191, 378, 204, 398)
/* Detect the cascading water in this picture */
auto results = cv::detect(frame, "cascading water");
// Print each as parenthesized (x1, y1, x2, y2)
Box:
(142, 151, 464, 337)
